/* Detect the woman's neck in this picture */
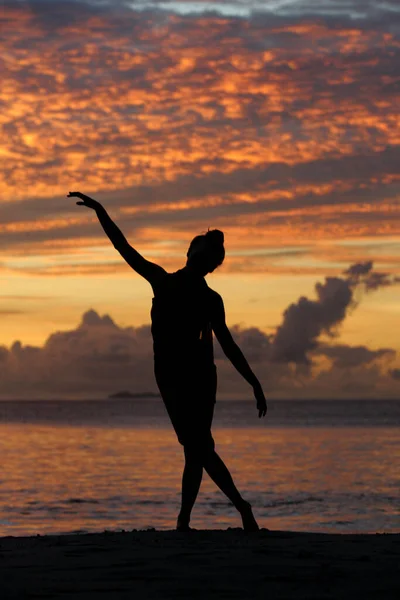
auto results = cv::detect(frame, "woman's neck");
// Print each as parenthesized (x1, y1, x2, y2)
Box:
(183, 264, 207, 279)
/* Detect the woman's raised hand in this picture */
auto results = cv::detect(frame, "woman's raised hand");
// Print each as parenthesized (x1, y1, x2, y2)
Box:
(67, 191, 101, 210)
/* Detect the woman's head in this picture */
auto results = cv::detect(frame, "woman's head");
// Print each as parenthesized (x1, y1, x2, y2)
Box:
(186, 229, 225, 275)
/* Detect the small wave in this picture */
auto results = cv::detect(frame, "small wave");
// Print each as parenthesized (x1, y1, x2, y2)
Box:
(333, 520, 354, 525)
(266, 496, 324, 508)
(135, 499, 165, 505)
(66, 498, 100, 505)
(322, 519, 355, 527)
(67, 529, 90, 535)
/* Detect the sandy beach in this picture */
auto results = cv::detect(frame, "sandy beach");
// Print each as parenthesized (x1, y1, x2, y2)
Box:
(1, 529, 399, 599)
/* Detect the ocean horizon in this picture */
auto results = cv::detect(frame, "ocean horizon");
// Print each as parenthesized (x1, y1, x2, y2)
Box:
(1, 397, 399, 427)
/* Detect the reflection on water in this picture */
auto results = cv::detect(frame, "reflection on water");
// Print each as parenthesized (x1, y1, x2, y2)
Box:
(1, 423, 399, 536)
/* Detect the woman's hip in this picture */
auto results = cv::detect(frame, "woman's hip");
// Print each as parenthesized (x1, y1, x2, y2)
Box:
(154, 361, 217, 402)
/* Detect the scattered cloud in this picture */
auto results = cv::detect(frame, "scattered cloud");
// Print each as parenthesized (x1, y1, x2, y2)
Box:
(317, 344, 395, 369)
(270, 261, 400, 366)
(0, 309, 155, 398)
(0, 0, 399, 276)
(390, 368, 400, 380)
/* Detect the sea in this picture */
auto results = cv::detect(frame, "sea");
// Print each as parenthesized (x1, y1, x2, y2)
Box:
(0, 399, 399, 537)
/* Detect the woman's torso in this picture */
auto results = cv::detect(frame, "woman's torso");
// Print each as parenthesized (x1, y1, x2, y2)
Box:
(150, 268, 216, 378)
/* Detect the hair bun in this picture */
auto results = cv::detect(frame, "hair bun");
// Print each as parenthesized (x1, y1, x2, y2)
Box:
(205, 229, 224, 246)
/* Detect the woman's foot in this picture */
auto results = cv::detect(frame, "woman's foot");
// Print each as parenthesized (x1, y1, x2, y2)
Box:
(176, 514, 192, 531)
(239, 501, 259, 532)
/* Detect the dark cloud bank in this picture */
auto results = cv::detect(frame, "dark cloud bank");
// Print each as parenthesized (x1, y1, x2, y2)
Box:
(0, 262, 398, 399)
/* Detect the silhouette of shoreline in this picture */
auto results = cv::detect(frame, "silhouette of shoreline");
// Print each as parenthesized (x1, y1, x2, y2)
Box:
(1, 530, 398, 599)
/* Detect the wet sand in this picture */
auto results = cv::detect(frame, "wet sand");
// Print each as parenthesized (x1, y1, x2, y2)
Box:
(1, 529, 399, 599)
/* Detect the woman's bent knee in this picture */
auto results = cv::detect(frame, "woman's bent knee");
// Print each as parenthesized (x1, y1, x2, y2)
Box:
(184, 440, 215, 461)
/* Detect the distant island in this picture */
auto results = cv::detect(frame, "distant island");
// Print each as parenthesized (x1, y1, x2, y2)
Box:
(108, 390, 160, 399)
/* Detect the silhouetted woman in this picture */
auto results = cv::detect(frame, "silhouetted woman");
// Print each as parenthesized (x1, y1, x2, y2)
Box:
(68, 191, 267, 531)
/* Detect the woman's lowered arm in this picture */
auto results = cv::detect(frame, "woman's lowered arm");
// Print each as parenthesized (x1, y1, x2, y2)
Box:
(211, 294, 267, 418)
(67, 191, 166, 287)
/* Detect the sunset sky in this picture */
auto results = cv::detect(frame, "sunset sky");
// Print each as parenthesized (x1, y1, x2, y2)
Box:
(0, 0, 399, 398)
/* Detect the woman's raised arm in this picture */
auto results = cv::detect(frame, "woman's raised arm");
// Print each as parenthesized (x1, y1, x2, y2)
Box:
(68, 191, 167, 289)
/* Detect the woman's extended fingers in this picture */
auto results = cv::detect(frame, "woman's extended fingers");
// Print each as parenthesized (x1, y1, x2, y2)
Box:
(67, 192, 99, 210)
(67, 191, 88, 205)
(257, 402, 267, 418)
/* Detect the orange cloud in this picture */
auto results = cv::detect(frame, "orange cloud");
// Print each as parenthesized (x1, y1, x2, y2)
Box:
(1, 5, 399, 200)
(0, 2, 399, 281)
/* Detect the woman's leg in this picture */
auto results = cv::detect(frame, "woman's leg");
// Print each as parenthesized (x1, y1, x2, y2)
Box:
(202, 449, 260, 531)
(177, 447, 203, 530)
